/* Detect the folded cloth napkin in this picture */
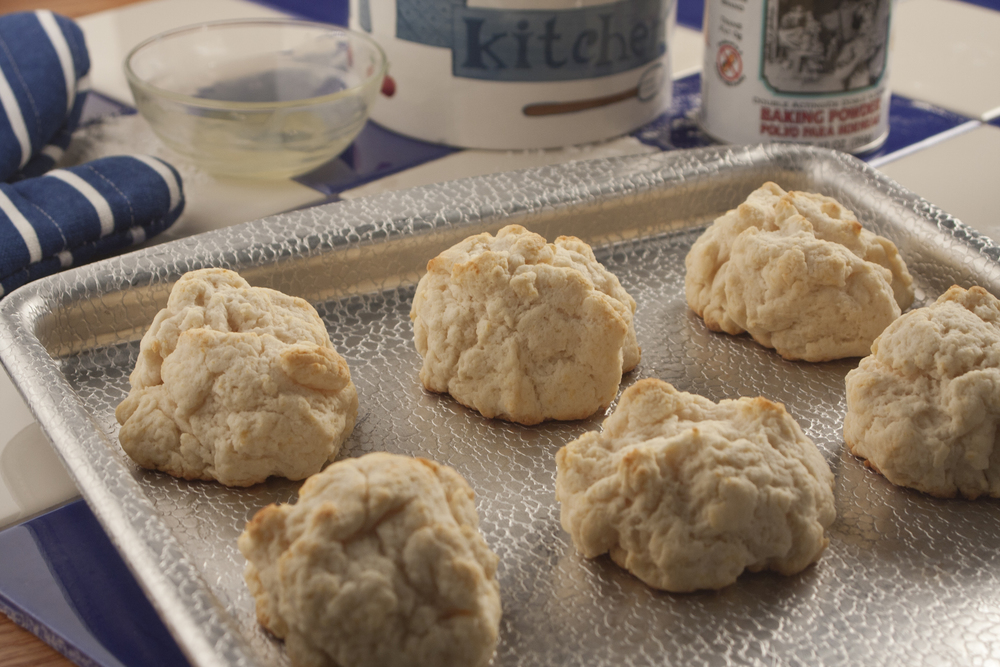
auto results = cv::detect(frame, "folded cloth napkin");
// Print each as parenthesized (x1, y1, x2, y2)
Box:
(1, 155, 184, 296)
(0, 10, 89, 182)
(0, 11, 184, 298)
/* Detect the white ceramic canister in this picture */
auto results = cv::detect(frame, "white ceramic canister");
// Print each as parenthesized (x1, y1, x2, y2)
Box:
(349, 0, 675, 149)
(700, 0, 892, 153)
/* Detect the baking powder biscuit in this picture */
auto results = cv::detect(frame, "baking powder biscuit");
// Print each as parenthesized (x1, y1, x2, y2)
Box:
(685, 182, 914, 361)
(410, 224, 640, 425)
(556, 378, 836, 592)
(238, 452, 502, 667)
(845, 285, 1000, 499)
(115, 268, 357, 486)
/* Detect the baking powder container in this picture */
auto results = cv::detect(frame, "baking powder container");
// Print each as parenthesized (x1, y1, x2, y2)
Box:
(700, 0, 892, 153)
(349, 0, 675, 149)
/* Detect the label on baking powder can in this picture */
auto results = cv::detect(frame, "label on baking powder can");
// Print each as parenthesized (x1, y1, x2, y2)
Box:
(700, 0, 892, 153)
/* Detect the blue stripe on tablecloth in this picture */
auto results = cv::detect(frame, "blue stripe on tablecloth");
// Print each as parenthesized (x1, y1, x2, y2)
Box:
(78, 90, 135, 126)
(294, 121, 457, 197)
(864, 96, 978, 165)
(956, 0, 1000, 10)
(256, 0, 348, 25)
(0, 500, 191, 667)
(632, 73, 707, 150)
(676, 0, 704, 30)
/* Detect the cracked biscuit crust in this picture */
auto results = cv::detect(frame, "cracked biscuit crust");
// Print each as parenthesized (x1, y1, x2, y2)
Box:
(410, 224, 640, 425)
(685, 182, 914, 361)
(556, 378, 836, 592)
(845, 285, 1000, 499)
(115, 268, 358, 487)
(238, 452, 502, 667)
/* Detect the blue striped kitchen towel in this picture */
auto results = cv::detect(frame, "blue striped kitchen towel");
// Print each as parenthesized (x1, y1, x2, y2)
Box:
(0, 11, 185, 297)
(0, 11, 90, 182)
(0, 155, 185, 297)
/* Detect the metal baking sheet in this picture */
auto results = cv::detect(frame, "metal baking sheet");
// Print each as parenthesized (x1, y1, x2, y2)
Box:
(3, 144, 1000, 667)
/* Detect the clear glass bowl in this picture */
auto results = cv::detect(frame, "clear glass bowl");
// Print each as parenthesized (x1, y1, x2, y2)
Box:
(125, 19, 386, 179)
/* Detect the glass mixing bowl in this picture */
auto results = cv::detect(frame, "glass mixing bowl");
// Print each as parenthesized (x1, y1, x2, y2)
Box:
(125, 19, 387, 179)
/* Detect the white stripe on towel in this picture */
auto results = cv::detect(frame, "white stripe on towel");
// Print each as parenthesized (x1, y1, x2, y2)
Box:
(57, 250, 72, 268)
(46, 169, 116, 237)
(0, 190, 42, 263)
(132, 155, 182, 213)
(36, 10, 76, 115)
(0, 65, 31, 169)
(128, 226, 146, 245)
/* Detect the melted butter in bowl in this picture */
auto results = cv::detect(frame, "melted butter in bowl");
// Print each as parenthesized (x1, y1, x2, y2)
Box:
(125, 19, 386, 179)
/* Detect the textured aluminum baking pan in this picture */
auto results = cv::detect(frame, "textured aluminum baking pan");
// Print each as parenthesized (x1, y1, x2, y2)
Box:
(3, 144, 1000, 667)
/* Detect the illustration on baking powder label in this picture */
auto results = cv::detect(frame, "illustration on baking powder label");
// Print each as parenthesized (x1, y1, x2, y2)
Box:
(762, 0, 890, 94)
(396, 0, 669, 82)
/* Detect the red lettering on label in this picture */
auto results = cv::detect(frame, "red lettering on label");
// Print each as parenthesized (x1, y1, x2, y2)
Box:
(760, 106, 825, 124)
(829, 99, 881, 122)
(759, 98, 882, 141)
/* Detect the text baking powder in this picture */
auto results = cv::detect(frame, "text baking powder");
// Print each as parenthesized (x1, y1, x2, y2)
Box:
(700, 0, 892, 153)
